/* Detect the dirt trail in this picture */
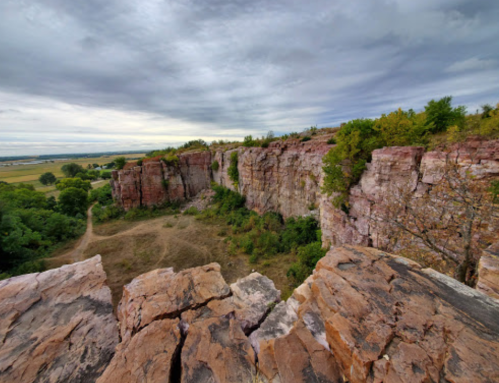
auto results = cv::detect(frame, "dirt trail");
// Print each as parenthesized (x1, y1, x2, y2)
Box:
(51, 203, 100, 264)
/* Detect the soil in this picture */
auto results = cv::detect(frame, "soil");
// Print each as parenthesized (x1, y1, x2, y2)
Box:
(48, 212, 295, 308)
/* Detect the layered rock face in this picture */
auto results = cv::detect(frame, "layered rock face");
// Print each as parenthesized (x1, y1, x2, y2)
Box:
(0, 255, 118, 383)
(111, 151, 212, 209)
(111, 138, 499, 256)
(2, 248, 499, 382)
(321, 138, 499, 246)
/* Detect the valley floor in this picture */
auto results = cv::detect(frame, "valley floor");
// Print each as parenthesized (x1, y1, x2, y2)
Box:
(47, 213, 296, 307)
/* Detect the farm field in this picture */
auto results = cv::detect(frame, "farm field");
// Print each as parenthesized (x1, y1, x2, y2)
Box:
(0, 153, 144, 191)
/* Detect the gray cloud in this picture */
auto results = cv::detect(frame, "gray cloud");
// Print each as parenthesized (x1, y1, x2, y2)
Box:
(0, 0, 498, 155)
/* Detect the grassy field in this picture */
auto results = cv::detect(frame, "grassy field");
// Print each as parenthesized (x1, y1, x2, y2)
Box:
(0, 153, 144, 192)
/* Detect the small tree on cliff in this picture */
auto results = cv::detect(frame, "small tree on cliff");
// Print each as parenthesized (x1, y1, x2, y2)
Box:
(371, 157, 498, 285)
(115, 157, 127, 170)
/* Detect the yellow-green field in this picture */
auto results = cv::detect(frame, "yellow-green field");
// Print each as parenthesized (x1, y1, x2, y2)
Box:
(0, 153, 144, 195)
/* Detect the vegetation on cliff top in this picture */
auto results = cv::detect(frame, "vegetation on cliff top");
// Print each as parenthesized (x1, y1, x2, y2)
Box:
(322, 97, 499, 210)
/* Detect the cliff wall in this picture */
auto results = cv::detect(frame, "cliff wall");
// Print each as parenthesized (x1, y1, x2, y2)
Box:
(111, 137, 499, 254)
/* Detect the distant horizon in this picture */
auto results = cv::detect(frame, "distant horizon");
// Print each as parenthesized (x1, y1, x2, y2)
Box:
(1, 1, 498, 156)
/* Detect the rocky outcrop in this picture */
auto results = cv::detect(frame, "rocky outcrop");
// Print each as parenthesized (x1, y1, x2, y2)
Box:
(3, 248, 499, 382)
(477, 242, 499, 299)
(0, 255, 118, 383)
(111, 151, 211, 209)
(99, 264, 281, 383)
(321, 138, 499, 247)
(104, 247, 499, 382)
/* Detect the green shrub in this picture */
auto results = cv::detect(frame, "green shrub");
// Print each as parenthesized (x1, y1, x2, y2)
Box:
(137, 159, 143, 166)
(89, 184, 113, 205)
(183, 206, 199, 215)
(211, 160, 220, 171)
(327, 137, 336, 145)
(161, 179, 169, 189)
(287, 241, 327, 283)
(228, 152, 239, 187)
(243, 135, 258, 147)
(301, 136, 311, 142)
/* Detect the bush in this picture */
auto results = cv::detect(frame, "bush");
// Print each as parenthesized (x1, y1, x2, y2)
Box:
(183, 206, 199, 215)
(161, 154, 179, 166)
(228, 152, 239, 187)
(287, 241, 327, 283)
(92, 203, 122, 222)
(243, 135, 258, 147)
(211, 160, 219, 171)
(301, 136, 311, 142)
(101, 171, 112, 179)
(89, 184, 113, 205)
(327, 137, 336, 145)
(137, 159, 143, 166)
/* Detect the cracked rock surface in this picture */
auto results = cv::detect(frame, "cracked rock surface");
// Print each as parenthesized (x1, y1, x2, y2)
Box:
(0, 255, 118, 383)
(2, 246, 499, 382)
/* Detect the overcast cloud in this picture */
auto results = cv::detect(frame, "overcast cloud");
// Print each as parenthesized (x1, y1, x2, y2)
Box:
(1, 0, 498, 156)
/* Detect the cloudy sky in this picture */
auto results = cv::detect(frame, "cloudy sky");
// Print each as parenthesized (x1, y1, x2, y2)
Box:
(1, 0, 498, 156)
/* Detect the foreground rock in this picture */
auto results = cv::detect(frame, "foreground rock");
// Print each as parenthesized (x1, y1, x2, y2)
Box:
(0, 255, 118, 383)
(4, 246, 499, 382)
(252, 246, 499, 383)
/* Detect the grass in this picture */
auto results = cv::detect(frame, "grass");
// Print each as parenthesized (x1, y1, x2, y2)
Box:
(0, 153, 144, 189)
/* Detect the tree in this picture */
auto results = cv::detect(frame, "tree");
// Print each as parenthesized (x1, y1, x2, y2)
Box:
(424, 96, 466, 133)
(101, 171, 112, 179)
(39, 172, 56, 185)
(58, 187, 89, 217)
(115, 157, 127, 170)
(61, 163, 85, 178)
(92, 163, 100, 168)
(371, 157, 498, 285)
(56, 178, 92, 192)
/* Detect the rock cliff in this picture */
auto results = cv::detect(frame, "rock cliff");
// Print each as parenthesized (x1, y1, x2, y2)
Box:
(2, 247, 499, 382)
(111, 137, 499, 253)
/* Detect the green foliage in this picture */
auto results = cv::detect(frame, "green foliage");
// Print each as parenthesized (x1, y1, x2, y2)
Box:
(61, 163, 85, 178)
(327, 137, 336, 145)
(123, 204, 179, 221)
(115, 156, 127, 170)
(424, 96, 466, 133)
(137, 159, 143, 166)
(287, 242, 327, 283)
(89, 184, 113, 205)
(183, 206, 199, 215)
(58, 187, 89, 217)
(228, 151, 239, 187)
(301, 136, 311, 142)
(100, 171, 112, 179)
(39, 172, 56, 185)
(203, 185, 323, 271)
(0, 184, 85, 276)
(243, 135, 258, 147)
(92, 203, 122, 222)
(211, 160, 220, 171)
(490, 180, 499, 203)
(161, 179, 169, 189)
(161, 154, 179, 166)
(56, 178, 92, 192)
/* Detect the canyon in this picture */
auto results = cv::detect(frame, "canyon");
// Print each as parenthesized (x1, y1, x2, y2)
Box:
(1, 137, 498, 382)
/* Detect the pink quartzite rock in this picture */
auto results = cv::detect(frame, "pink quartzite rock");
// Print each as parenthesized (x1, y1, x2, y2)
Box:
(96, 318, 181, 383)
(0, 255, 118, 383)
(477, 243, 499, 300)
(117, 263, 231, 344)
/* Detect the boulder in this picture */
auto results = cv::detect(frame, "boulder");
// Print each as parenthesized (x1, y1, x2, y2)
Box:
(117, 263, 231, 343)
(0, 255, 118, 383)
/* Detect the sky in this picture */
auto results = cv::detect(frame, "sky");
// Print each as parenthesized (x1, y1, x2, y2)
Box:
(1, 0, 498, 156)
